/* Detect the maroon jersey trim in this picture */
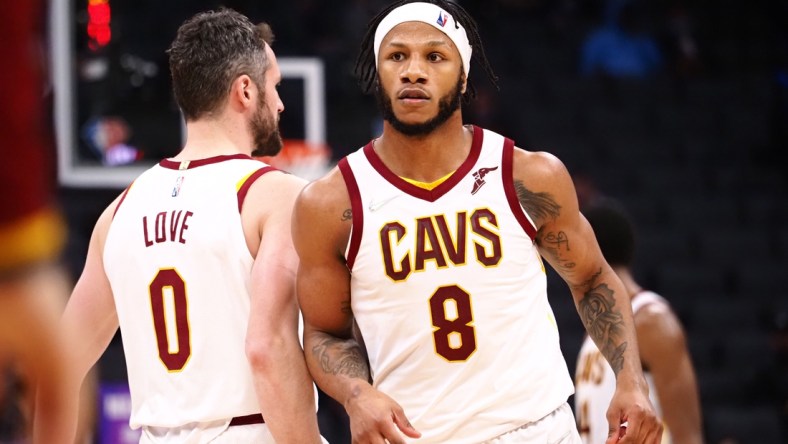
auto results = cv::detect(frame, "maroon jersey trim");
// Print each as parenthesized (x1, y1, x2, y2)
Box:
(502, 138, 537, 241)
(112, 182, 134, 219)
(237, 166, 277, 213)
(229, 413, 265, 426)
(159, 154, 252, 170)
(362, 125, 484, 202)
(338, 158, 363, 270)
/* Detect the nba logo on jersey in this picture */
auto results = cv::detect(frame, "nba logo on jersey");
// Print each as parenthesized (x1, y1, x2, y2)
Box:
(436, 11, 448, 27)
(171, 176, 184, 197)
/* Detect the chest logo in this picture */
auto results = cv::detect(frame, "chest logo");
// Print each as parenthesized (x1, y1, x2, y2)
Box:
(471, 166, 498, 195)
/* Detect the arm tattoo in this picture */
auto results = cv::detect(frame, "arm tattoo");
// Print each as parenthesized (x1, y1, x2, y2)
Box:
(341, 209, 352, 221)
(516, 181, 574, 271)
(538, 230, 576, 271)
(340, 300, 352, 315)
(311, 335, 370, 380)
(514, 180, 560, 223)
(577, 273, 627, 375)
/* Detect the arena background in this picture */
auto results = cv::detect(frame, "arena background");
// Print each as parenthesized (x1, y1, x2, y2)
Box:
(34, 0, 788, 442)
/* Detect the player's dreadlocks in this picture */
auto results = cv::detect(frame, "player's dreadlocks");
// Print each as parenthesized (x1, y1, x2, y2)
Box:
(354, 0, 499, 103)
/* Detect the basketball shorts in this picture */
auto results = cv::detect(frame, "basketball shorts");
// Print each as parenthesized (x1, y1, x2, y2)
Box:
(485, 403, 582, 444)
(141, 420, 328, 444)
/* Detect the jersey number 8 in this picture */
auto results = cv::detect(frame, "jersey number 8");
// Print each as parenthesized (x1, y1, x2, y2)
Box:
(429, 285, 477, 361)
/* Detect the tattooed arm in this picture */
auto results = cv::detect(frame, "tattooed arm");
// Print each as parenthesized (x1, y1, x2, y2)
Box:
(292, 167, 420, 444)
(512, 148, 662, 444)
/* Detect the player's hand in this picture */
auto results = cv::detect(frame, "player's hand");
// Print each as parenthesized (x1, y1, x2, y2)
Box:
(345, 384, 421, 444)
(604, 384, 662, 444)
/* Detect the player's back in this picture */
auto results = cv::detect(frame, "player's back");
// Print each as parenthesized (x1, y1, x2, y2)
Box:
(103, 154, 271, 428)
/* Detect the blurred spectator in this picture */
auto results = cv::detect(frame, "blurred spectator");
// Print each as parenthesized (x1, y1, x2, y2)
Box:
(580, 0, 662, 78)
(768, 0, 788, 167)
(660, 1, 701, 78)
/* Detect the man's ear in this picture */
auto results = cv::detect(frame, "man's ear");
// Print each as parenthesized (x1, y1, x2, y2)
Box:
(231, 74, 255, 110)
(461, 72, 468, 94)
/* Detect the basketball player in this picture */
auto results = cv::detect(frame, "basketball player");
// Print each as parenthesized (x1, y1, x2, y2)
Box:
(293, 1, 662, 443)
(575, 199, 703, 444)
(0, 0, 73, 441)
(48, 9, 322, 443)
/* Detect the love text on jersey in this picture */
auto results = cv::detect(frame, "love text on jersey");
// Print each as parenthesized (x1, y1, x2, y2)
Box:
(143, 210, 194, 246)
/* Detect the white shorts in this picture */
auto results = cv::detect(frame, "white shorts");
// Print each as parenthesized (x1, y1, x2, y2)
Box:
(140, 420, 329, 444)
(484, 403, 582, 444)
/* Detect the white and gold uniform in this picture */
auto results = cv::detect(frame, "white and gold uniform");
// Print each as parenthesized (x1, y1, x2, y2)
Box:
(340, 126, 575, 443)
(574, 291, 668, 444)
(104, 155, 272, 433)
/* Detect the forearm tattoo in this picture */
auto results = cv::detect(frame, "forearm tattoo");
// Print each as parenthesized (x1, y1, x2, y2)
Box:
(342, 208, 352, 221)
(577, 272, 627, 375)
(311, 335, 369, 380)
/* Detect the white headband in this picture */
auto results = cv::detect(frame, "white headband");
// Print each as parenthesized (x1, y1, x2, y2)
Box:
(373, 2, 472, 76)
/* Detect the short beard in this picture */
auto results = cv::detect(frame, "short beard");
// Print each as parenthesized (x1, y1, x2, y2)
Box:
(250, 92, 283, 157)
(376, 74, 463, 137)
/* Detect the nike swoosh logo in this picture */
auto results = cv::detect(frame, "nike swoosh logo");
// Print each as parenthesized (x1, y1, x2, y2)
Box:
(368, 195, 399, 211)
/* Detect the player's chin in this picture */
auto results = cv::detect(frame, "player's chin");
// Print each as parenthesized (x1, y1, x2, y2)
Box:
(394, 110, 434, 125)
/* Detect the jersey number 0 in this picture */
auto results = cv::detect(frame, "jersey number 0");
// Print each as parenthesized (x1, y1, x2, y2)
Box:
(149, 268, 191, 371)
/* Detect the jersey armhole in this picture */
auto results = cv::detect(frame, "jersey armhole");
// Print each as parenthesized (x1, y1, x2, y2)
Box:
(501, 138, 538, 241)
(236, 166, 277, 213)
(112, 181, 135, 219)
(338, 158, 363, 270)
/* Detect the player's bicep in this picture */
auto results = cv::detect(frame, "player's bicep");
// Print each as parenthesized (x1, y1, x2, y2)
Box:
(63, 205, 119, 376)
(292, 177, 354, 338)
(512, 149, 602, 285)
(538, 210, 602, 287)
(298, 260, 353, 336)
(250, 215, 300, 333)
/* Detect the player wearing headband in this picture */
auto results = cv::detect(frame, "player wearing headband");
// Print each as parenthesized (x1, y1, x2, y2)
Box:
(294, 1, 662, 443)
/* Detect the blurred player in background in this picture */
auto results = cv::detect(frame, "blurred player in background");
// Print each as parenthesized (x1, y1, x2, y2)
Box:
(575, 198, 703, 444)
(0, 0, 74, 442)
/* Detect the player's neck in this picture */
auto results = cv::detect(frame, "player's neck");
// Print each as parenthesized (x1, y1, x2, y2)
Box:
(376, 116, 471, 182)
(175, 117, 253, 160)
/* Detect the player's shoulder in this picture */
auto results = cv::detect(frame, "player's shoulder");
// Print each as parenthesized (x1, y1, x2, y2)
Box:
(633, 291, 672, 316)
(634, 292, 685, 338)
(511, 145, 571, 185)
(241, 169, 309, 224)
(293, 166, 352, 257)
(297, 166, 349, 213)
(96, 189, 132, 241)
(249, 167, 308, 191)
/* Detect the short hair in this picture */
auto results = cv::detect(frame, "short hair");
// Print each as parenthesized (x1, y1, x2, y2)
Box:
(167, 8, 274, 121)
(583, 198, 636, 267)
(354, 0, 499, 103)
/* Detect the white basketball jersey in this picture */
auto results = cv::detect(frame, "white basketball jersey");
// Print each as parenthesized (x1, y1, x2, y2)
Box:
(340, 126, 574, 443)
(574, 291, 668, 444)
(103, 154, 275, 428)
